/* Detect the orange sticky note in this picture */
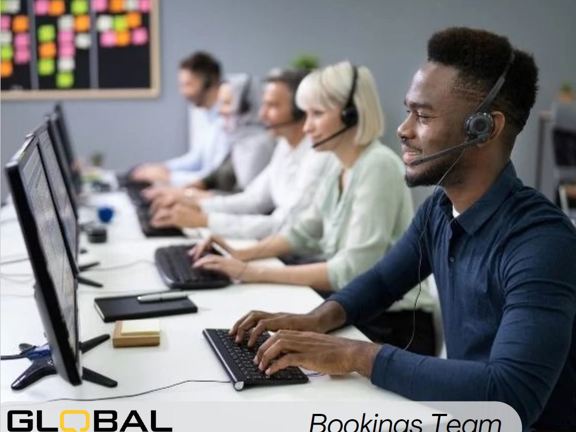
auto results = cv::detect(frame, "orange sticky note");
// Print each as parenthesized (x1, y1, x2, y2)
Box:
(126, 12, 141, 28)
(12, 15, 28, 33)
(39, 42, 57, 58)
(49, 0, 66, 16)
(116, 30, 130, 46)
(74, 15, 90, 32)
(110, 0, 124, 13)
(1, 61, 13, 77)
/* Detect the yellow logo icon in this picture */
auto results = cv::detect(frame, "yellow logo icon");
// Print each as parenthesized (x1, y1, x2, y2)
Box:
(60, 410, 90, 432)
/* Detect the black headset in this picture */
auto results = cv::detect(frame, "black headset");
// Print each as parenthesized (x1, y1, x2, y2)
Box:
(341, 64, 359, 128)
(238, 76, 252, 115)
(464, 50, 516, 140)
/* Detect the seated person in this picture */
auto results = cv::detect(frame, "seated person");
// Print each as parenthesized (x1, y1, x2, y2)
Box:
(142, 74, 276, 202)
(149, 69, 333, 240)
(193, 62, 436, 354)
(226, 28, 576, 432)
(130, 51, 230, 186)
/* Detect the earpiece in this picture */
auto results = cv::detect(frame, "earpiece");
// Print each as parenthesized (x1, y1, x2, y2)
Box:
(340, 64, 359, 128)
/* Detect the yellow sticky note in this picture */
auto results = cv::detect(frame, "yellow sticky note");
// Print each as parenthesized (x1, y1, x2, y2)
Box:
(1, 44, 13, 60)
(38, 58, 55, 75)
(113, 15, 127, 31)
(38, 24, 55, 42)
(71, 0, 88, 15)
(56, 72, 74, 88)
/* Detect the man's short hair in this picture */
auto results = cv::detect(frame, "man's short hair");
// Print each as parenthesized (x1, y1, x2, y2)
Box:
(179, 51, 222, 88)
(428, 27, 538, 135)
(264, 68, 310, 120)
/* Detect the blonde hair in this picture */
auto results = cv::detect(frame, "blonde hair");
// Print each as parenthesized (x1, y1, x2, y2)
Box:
(295, 61, 385, 145)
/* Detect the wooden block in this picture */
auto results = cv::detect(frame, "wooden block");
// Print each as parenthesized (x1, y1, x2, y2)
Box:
(113, 319, 160, 348)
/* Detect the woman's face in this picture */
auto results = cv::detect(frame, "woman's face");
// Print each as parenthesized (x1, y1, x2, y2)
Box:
(302, 103, 345, 151)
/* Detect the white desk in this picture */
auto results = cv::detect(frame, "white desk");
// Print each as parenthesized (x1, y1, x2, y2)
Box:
(1, 192, 411, 404)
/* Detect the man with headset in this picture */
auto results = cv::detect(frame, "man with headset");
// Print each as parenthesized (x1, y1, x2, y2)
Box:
(130, 51, 230, 186)
(229, 28, 576, 431)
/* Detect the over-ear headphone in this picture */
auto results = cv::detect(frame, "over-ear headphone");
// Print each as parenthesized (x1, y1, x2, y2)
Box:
(464, 50, 515, 139)
(341, 64, 359, 128)
(238, 76, 252, 115)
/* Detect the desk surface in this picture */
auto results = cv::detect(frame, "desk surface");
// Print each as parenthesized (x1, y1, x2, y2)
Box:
(1, 192, 410, 403)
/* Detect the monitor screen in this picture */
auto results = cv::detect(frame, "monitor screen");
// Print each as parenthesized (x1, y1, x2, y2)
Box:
(5, 136, 81, 385)
(35, 121, 79, 265)
(53, 103, 82, 195)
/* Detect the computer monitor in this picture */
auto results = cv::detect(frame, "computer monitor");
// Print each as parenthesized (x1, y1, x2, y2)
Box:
(46, 113, 79, 216)
(53, 103, 82, 195)
(5, 136, 81, 387)
(33, 121, 79, 273)
(5, 137, 115, 390)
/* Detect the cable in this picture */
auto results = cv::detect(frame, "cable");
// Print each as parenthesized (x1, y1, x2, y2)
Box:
(85, 259, 155, 272)
(45, 379, 231, 402)
(0, 256, 30, 265)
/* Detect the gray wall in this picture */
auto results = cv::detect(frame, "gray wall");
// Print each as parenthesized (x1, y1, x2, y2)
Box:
(2, 0, 575, 205)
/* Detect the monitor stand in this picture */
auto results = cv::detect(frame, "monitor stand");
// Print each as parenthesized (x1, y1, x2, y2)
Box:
(10, 334, 117, 390)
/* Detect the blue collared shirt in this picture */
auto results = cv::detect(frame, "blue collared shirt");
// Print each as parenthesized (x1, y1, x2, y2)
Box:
(330, 162, 576, 430)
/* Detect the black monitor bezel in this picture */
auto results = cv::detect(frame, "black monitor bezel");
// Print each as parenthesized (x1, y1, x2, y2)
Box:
(53, 103, 82, 195)
(5, 136, 82, 386)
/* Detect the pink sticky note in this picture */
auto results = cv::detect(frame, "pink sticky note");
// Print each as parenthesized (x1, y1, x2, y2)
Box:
(131, 27, 147, 45)
(35, 0, 50, 15)
(92, 0, 108, 12)
(14, 48, 31, 64)
(1, 16, 10, 31)
(59, 42, 75, 57)
(58, 30, 74, 44)
(14, 32, 29, 47)
(100, 30, 116, 47)
(139, 0, 150, 12)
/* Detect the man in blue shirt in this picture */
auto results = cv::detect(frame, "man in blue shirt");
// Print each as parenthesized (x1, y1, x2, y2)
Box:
(230, 28, 576, 431)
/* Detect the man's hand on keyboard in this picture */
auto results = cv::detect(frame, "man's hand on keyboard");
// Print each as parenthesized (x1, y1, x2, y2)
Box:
(254, 330, 380, 378)
(230, 310, 325, 347)
(151, 204, 208, 228)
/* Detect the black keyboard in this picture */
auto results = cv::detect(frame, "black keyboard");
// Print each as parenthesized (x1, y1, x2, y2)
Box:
(203, 329, 309, 391)
(136, 206, 184, 237)
(154, 244, 230, 289)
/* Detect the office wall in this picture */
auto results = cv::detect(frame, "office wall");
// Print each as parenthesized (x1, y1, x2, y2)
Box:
(2, 0, 575, 204)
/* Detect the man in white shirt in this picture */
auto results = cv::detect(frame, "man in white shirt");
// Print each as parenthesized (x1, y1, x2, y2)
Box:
(130, 52, 229, 186)
(150, 69, 334, 239)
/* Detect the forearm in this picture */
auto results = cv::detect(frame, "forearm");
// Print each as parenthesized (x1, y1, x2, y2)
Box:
(247, 262, 332, 292)
(239, 235, 293, 261)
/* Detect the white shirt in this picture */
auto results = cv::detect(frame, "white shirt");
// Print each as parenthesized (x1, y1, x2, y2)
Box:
(200, 136, 335, 239)
(164, 105, 230, 187)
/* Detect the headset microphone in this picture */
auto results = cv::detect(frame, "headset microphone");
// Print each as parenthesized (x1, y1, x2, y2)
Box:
(265, 118, 303, 129)
(312, 125, 354, 148)
(407, 134, 489, 166)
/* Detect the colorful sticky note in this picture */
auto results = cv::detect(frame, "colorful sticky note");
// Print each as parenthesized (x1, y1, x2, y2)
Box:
(4, 0, 19, 13)
(138, 0, 149, 12)
(49, 0, 65, 16)
(1, 44, 13, 60)
(97, 15, 112, 31)
(125, 0, 138, 11)
(1, 60, 12, 77)
(59, 42, 74, 57)
(58, 14, 74, 30)
(38, 58, 54, 75)
(116, 29, 129, 46)
(0, 15, 10, 30)
(91, 0, 107, 12)
(71, 0, 88, 15)
(0, 31, 11, 44)
(99, 29, 115, 47)
(109, 0, 124, 13)
(14, 47, 30, 64)
(113, 15, 127, 31)
(58, 30, 74, 44)
(126, 11, 140, 28)
(56, 71, 73, 88)
(38, 24, 55, 41)
(131, 27, 147, 45)
(58, 57, 74, 71)
(74, 15, 90, 32)
(14, 32, 29, 47)
(12, 15, 28, 33)
(75, 32, 90, 48)
(35, 0, 50, 15)
(39, 41, 56, 58)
